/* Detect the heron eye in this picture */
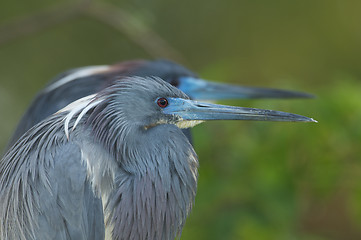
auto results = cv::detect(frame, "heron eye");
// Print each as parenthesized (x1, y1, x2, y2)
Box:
(157, 97, 168, 108)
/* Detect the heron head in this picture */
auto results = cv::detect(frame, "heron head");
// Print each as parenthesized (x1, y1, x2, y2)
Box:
(105, 77, 316, 132)
(103, 77, 190, 130)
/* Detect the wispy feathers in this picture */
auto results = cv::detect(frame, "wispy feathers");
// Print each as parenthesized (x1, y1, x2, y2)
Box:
(44, 66, 110, 93)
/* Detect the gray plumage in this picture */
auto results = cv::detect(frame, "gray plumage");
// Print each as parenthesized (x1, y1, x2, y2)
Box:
(0, 76, 315, 240)
(0, 77, 198, 240)
(0, 113, 105, 240)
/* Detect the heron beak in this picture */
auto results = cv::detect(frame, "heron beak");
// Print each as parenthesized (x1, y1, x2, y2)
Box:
(163, 98, 317, 127)
(178, 77, 314, 100)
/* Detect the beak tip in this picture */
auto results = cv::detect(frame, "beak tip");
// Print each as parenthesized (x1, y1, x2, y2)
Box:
(303, 117, 317, 123)
(311, 118, 318, 123)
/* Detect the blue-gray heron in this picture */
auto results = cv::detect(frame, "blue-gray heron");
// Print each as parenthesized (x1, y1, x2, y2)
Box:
(0, 76, 316, 239)
(7, 59, 313, 148)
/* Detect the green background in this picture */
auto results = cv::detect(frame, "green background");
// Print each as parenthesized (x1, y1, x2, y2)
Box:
(1, 0, 361, 239)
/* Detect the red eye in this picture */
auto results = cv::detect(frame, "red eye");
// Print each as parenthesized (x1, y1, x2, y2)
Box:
(157, 97, 168, 108)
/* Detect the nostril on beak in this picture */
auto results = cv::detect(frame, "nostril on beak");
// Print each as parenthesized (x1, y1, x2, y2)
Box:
(195, 103, 208, 108)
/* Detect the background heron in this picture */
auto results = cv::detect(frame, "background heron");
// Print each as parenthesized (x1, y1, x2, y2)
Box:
(0, 76, 315, 240)
(6, 59, 312, 149)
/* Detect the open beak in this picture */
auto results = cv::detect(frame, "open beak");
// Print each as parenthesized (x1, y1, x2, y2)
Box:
(178, 77, 314, 100)
(163, 98, 317, 124)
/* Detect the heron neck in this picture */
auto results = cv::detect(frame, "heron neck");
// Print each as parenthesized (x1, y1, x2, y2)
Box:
(103, 125, 199, 240)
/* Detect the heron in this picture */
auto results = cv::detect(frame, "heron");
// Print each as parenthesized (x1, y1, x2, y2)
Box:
(0, 76, 316, 240)
(7, 59, 313, 148)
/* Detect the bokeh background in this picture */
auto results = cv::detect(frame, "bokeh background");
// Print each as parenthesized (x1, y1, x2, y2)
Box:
(1, 0, 361, 239)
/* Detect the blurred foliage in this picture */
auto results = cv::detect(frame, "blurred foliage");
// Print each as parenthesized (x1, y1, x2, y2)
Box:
(186, 77, 361, 240)
(1, 0, 361, 239)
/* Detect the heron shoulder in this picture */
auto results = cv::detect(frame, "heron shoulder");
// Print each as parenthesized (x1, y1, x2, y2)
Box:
(0, 113, 104, 240)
